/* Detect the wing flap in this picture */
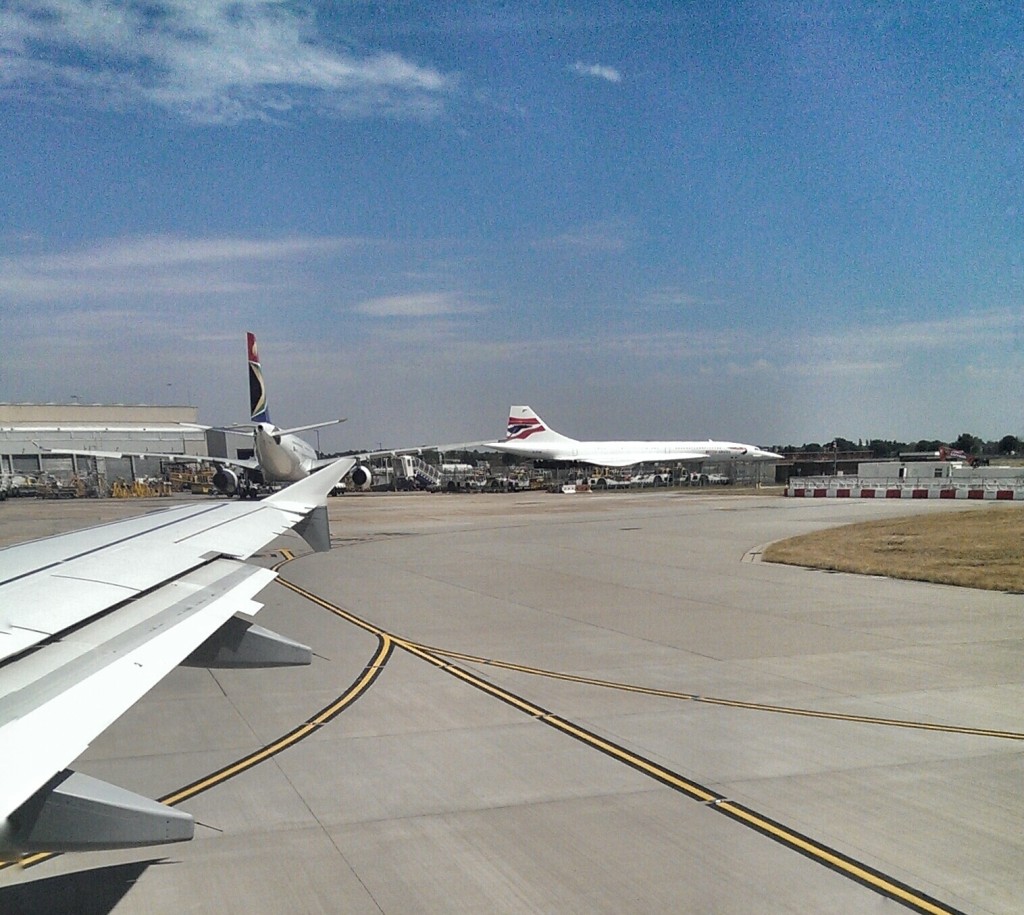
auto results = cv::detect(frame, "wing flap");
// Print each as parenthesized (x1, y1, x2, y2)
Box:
(0, 560, 274, 820)
(0, 456, 352, 837)
(0, 465, 350, 665)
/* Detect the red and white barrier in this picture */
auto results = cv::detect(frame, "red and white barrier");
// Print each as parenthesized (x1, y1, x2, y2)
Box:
(786, 478, 1024, 500)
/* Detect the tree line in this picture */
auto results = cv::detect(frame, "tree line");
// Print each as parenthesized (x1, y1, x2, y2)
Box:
(769, 434, 1021, 459)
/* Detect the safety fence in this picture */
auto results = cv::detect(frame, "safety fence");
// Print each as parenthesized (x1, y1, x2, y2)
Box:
(786, 477, 1024, 501)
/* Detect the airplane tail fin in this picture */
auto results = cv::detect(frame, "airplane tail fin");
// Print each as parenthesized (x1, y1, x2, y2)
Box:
(247, 331, 270, 424)
(505, 406, 574, 444)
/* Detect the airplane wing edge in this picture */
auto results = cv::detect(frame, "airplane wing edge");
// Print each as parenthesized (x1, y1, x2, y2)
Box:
(0, 457, 354, 856)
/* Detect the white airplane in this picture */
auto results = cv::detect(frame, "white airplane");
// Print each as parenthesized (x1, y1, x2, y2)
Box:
(235, 334, 485, 493)
(0, 456, 355, 855)
(37, 332, 346, 497)
(37, 332, 487, 495)
(211, 332, 346, 495)
(488, 405, 782, 468)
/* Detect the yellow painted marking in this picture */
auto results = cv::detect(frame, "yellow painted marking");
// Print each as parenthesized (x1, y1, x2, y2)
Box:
(275, 576, 966, 914)
(160, 633, 392, 806)
(0, 558, 969, 912)
(418, 646, 1024, 742)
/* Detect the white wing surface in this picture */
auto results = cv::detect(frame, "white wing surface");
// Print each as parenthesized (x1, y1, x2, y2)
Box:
(0, 457, 354, 855)
(577, 449, 710, 467)
(36, 444, 259, 471)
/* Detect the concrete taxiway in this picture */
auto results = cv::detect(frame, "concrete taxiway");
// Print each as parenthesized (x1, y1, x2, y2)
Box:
(1, 489, 1022, 913)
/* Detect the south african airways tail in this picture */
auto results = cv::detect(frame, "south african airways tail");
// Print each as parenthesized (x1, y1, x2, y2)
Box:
(247, 331, 270, 424)
(238, 332, 346, 486)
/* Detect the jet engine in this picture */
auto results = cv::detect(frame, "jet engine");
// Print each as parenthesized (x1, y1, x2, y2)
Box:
(349, 465, 373, 490)
(212, 466, 240, 495)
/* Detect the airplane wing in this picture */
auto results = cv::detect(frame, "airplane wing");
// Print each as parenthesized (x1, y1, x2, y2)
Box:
(36, 444, 259, 471)
(341, 440, 494, 462)
(0, 457, 355, 856)
(585, 450, 710, 468)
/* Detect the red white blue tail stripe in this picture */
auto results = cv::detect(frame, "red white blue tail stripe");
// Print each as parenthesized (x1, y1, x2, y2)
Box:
(507, 415, 546, 440)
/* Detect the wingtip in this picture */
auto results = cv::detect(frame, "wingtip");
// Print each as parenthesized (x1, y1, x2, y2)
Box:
(265, 457, 356, 509)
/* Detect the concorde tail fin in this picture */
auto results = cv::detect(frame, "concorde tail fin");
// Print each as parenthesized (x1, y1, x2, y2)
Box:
(505, 406, 576, 445)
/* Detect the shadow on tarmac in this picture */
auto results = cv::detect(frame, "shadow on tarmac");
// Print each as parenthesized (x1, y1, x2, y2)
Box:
(0, 858, 164, 914)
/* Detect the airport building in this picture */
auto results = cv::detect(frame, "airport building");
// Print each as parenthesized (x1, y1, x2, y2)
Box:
(787, 457, 1024, 500)
(0, 403, 210, 494)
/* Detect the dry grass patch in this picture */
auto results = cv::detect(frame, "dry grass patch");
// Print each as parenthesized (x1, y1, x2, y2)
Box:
(762, 505, 1024, 592)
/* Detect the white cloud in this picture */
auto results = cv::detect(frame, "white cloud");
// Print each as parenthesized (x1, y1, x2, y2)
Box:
(0, 233, 359, 301)
(799, 309, 1024, 359)
(643, 287, 702, 308)
(0, 0, 452, 122)
(570, 61, 622, 83)
(353, 292, 481, 318)
(543, 224, 628, 252)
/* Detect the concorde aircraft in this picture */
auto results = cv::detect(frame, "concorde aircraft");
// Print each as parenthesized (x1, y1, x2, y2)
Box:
(488, 405, 782, 468)
(0, 456, 355, 855)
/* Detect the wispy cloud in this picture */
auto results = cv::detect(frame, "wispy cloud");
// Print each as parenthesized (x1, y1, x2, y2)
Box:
(570, 61, 622, 83)
(642, 287, 703, 308)
(806, 310, 1024, 354)
(0, 0, 453, 123)
(353, 292, 478, 318)
(542, 223, 628, 252)
(0, 233, 358, 301)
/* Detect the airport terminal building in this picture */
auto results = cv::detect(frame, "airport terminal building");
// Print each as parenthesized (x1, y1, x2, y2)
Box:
(0, 403, 210, 492)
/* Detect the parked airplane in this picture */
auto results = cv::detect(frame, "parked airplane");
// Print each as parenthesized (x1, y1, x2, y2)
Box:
(37, 333, 346, 497)
(488, 405, 782, 467)
(36, 332, 487, 495)
(210, 332, 346, 495)
(0, 456, 354, 855)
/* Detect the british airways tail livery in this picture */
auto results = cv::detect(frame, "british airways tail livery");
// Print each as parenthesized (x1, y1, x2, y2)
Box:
(491, 405, 781, 468)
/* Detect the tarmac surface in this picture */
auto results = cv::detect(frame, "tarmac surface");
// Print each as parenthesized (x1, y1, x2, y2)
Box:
(1, 488, 1023, 914)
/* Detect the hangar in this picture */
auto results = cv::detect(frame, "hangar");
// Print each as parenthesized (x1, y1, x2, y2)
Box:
(0, 403, 210, 496)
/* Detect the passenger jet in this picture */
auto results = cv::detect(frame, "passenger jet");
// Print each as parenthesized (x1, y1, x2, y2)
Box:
(40, 332, 487, 495)
(209, 332, 346, 494)
(488, 405, 781, 467)
(35, 333, 345, 496)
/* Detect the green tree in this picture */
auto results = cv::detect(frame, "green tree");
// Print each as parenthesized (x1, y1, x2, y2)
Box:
(953, 433, 982, 455)
(998, 434, 1020, 455)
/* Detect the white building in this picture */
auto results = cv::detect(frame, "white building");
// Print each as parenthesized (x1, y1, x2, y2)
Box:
(0, 403, 209, 485)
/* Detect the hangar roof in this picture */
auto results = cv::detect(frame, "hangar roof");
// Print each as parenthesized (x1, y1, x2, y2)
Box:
(0, 404, 199, 424)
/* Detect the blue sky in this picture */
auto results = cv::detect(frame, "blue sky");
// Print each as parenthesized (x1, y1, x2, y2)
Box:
(1, 1, 1021, 451)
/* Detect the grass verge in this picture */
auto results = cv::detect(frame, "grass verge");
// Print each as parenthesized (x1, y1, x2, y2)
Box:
(762, 505, 1024, 592)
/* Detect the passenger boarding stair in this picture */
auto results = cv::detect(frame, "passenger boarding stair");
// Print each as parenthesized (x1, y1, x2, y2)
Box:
(392, 455, 442, 490)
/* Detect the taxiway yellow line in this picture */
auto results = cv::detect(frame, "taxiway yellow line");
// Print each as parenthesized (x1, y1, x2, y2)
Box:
(0, 632, 393, 872)
(275, 577, 965, 915)
(415, 646, 1024, 742)
(160, 633, 393, 806)
(0, 558, 970, 915)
